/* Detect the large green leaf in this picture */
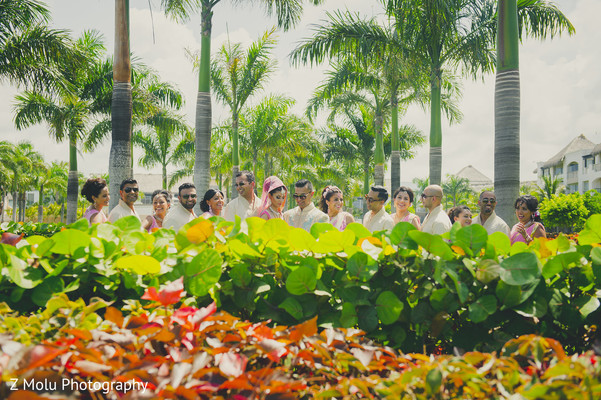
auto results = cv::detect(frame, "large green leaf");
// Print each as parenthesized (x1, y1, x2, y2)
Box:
(313, 229, 354, 254)
(115, 255, 161, 275)
(475, 259, 501, 284)
(50, 230, 91, 255)
(468, 295, 497, 323)
(574, 295, 600, 317)
(499, 252, 541, 285)
(495, 280, 539, 308)
(390, 222, 418, 249)
(185, 249, 223, 296)
(279, 297, 303, 320)
(408, 231, 454, 260)
(285, 266, 317, 295)
(542, 252, 583, 279)
(112, 215, 142, 232)
(310, 222, 335, 238)
(288, 228, 317, 252)
(346, 251, 378, 281)
(456, 224, 488, 254)
(8, 254, 43, 289)
(375, 291, 404, 325)
(514, 295, 548, 318)
(577, 214, 601, 245)
(590, 247, 601, 265)
(230, 264, 252, 288)
(345, 223, 371, 243)
(32, 276, 64, 307)
(340, 302, 358, 328)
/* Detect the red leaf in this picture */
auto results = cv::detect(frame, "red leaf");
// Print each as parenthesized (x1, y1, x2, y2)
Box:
(191, 302, 217, 327)
(289, 316, 318, 342)
(1, 232, 24, 246)
(21, 345, 67, 373)
(142, 278, 185, 306)
(216, 352, 247, 377)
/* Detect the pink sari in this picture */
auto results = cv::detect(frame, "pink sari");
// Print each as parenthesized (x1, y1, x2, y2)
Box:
(258, 176, 287, 218)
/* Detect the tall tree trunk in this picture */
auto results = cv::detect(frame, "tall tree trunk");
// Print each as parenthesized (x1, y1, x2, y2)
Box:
(1, 192, 5, 222)
(110, 0, 133, 211)
(66, 133, 78, 224)
(390, 93, 400, 213)
(374, 113, 385, 187)
(38, 183, 44, 222)
(12, 190, 17, 222)
(194, 2, 213, 214)
(60, 201, 65, 223)
(363, 161, 370, 214)
(494, 0, 520, 226)
(19, 192, 24, 222)
(429, 66, 443, 185)
(231, 112, 240, 199)
(162, 164, 167, 189)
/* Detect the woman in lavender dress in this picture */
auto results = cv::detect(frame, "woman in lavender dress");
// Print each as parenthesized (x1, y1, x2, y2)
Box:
(319, 186, 354, 230)
(391, 186, 421, 230)
(510, 195, 546, 244)
(81, 178, 109, 226)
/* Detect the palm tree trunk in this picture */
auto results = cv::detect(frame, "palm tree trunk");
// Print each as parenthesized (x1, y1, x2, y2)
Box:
(12, 190, 17, 222)
(66, 134, 78, 224)
(109, 0, 133, 211)
(363, 161, 370, 214)
(193, 2, 213, 214)
(38, 183, 44, 222)
(231, 112, 240, 199)
(60, 201, 65, 223)
(429, 67, 443, 185)
(1, 192, 5, 222)
(162, 164, 167, 189)
(390, 94, 400, 212)
(494, 0, 520, 226)
(374, 113, 385, 187)
(18, 192, 24, 222)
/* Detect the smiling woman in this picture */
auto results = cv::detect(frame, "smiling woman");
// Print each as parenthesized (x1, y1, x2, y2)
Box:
(510, 195, 546, 244)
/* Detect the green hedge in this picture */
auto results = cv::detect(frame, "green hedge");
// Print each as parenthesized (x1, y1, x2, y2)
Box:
(0, 214, 600, 353)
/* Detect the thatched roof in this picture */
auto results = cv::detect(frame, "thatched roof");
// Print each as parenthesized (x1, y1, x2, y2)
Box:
(540, 134, 596, 168)
(455, 165, 492, 186)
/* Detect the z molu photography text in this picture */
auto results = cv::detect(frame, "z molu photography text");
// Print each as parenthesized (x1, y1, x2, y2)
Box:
(9, 378, 148, 395)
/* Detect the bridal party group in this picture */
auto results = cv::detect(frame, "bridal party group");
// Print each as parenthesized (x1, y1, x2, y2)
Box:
(80, 171, 545, 245)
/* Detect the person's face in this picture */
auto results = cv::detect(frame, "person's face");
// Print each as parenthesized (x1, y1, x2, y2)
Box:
(455, 210, 472, 227)
(93, 186, 110, 207)
(208, 192, 224, 213)
(153, 195, 170, 216)
(269, 189, 286, 210)
(235, 175, 253, 198)
(515, 201, 532, 223)
(365, 190, 384, 212)
(293, 185, 313, 209)
(179, 188, 197, 211)
(478, 193, 497, 216)
(394, 191, 411, 213)
(420, 189, 437, 209)
(120, 183, 139, 206)
(326, 192, 343, 213)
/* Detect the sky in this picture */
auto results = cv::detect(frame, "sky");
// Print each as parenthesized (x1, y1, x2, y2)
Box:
(1, 0, 599, 189)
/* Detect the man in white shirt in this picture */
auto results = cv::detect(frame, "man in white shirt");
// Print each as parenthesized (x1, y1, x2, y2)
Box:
(163, 183, 198, 231)
(223, 171, 260, 222)
(283, 179, 328, 232)
(472, 191, 510, 236)
(420, 185, 452, 235)
(108, 179, 141, 223)
(362, 186, 395, 233)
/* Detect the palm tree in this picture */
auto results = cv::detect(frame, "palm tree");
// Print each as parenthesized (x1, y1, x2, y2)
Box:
(0, 0, 81, 91)
(210, 30, 277, 196)
(132, 111, 193, 189)
(442, 174, 474, 208)
(160, 0, 323, 203)
(536, 175, 564, 201)
(35, 161, 68, 222)
(14, 31, 105, 223)
(494, 0, 574, 224)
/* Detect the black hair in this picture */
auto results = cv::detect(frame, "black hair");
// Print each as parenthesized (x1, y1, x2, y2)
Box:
(235, 170, 255, 184)
(295, 179, 313, 192)
(81, 178, 107, 203)
(514, 195, 542, 222)
(270, 186, 286, 195)
(448, 205, 471, 223)
(392, 186, 414, 204)
(200, 188, 224, 212)
(178, 182, 196, 196)
(319, 185, 342, 213)
(371, 185, 388, 202)
(479, 190, 496, 200)
(151, 189, 172, 203)
(120, 178, 137, 190)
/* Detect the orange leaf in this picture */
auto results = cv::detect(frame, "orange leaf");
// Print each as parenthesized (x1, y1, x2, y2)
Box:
(219, 375, 253, 390)
(186, 219, 214, 244)
(289, 316, 318, 342)
(64, 329, 92, 341)
(8, 391, 53, 400)
(141, 278, 185, 306)
(105, 307, 124, 328)
(1, 232, 24, 246)
(21, 345, 67, 373)
(451, 245, 466, 256)
(154, 328, 176, 342)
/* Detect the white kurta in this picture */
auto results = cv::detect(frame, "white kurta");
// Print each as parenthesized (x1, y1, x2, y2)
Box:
(223, 194, 260, 222)
(473, 211, 510, 236)
(283, 203, 329, 232)
(163, 203, 197, 232)
(421, 205, 452, 235)
(108, 199, 141, 223)
(363, 208, 395, 233)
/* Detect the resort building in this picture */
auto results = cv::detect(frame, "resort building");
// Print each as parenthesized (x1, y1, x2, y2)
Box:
(536, 134, 601, 194)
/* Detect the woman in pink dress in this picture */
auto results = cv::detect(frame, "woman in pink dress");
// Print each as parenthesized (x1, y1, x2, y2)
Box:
(319, 185, 354, 230)
(81, 178, 109, 226)
(447, 205, 472, 227)
(258, 176, 287, 220)
(200, 189, 225, 218)
(510, 195, 546, 244)
(391, 186, 421, 230)
(142, 189, 171, 232)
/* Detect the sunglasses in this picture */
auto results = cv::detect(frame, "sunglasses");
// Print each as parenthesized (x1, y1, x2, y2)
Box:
(181, 194, 197, 200)
(293, 194, 308, 200)
(420, 193, 435, 199)
(123, 187, 139, 193)
(235, 182, 247, 187)
(481, 198, 496, 204)
(364, 195, 382, 203)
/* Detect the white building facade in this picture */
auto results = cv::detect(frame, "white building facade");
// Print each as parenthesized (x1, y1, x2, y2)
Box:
(536, 135, 601, 194)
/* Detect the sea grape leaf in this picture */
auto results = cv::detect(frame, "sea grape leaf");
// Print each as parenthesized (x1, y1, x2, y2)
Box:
(346, 252, 378, 282)
(115, 255, 161, 275)
(340, 302, 358, 327)
(375, 291, 404, 325)
(499, 252, 541, 285)
(50, 229, 91, 255)
(543, 252, 583, 279)
(468, 295, 497, 323)
(279, 297, 303, 320)
(578, 215, 601, 245)
(286, 266, 317, 295)
(408, 231, 454, 260)
(185, 249, 223, 296)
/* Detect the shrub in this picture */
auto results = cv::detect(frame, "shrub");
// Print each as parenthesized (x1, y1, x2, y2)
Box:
(540, 193, 588, 233)
(583, 190, 601, 217)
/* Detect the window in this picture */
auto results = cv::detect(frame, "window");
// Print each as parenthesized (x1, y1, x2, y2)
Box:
(567, 183, 578, 193)
(583, 181, 590, 191)
(568, 162, 578, 172)
(554, 166, 563, 175)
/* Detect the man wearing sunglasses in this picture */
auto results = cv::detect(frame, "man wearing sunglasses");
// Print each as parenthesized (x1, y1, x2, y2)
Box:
(420, 185, 452, 235)
(472, 191, 510, 236)
(283, 179, 328, 231)
(108, 178, 141, 223)
(164, 182, 198, 231)
(224, 171, 260, 222)
(362, 186, 394, 233)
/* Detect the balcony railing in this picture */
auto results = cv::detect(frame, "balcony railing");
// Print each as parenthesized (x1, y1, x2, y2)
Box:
(566, 171, 578, 183)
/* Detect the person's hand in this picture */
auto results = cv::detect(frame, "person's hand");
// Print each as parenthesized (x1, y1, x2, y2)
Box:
(517, 222, 532, 242)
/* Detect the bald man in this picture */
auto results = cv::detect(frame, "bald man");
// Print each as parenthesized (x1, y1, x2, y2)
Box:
(420, 185, 452, 235)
